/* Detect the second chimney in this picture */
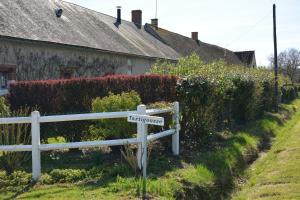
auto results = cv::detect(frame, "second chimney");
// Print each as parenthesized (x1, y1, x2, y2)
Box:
(191, 32, 198, 41)
(116, 6, 121, 24)
(151, 18, 158, 30)
(132, 10, 142, 29)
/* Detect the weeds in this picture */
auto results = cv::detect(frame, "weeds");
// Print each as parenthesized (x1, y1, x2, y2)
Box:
(0, 108, 31, 175)
(121, 141, 155, 176)
(121, 144, 138, 175)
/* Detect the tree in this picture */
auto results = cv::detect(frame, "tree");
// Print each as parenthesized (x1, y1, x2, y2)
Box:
(269, 48, 300, 83)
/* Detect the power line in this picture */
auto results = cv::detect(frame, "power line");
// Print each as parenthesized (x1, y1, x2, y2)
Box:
(225, 9, 273, 48)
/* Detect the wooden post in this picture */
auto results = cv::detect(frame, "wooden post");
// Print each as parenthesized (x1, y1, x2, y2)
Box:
(136, 105, 148, 199)
(31, 111, 41, 181)
(172, 102, 180, 155)
(273, 4, 279, 112)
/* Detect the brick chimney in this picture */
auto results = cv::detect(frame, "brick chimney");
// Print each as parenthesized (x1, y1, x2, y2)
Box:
(132, 10, 142, 29)
(151, 18, 158, 30)
(191, 32, 198, 41)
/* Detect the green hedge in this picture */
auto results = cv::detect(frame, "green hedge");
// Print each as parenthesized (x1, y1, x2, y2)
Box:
(177, 75, 274, 144)
(152, 54, 295, 145)
(281, 85, 299, 103)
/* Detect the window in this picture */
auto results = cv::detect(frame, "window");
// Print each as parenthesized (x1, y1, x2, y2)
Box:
(0, 72, 8, 89)
(0, 64, 16, 89)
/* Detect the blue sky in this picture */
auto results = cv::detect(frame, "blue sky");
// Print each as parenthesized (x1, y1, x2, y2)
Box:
(66, 0, 300, 66)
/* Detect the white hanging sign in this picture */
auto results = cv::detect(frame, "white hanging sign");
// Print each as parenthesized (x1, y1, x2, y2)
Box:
(127, 114, 164, 126)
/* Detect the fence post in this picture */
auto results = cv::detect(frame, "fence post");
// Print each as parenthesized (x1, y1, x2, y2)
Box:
(172, 102, 180, 155)
(136, 104, 148, 198)
(31, 111, 41, 181)
(137, 105, 147, 169)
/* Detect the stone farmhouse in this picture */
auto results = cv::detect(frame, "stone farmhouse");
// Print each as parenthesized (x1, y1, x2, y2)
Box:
(0, 0, 256, 91)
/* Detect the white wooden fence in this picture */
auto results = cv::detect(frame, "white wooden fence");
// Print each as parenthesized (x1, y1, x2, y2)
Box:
(0, 102, 180, 181)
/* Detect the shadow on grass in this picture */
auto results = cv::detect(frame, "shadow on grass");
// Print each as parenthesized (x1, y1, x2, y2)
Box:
(170, 110, 288, 200)
(3, 181, 36, 200)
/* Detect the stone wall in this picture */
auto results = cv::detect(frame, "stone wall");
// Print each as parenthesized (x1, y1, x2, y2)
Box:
(0, 38, 156, 81)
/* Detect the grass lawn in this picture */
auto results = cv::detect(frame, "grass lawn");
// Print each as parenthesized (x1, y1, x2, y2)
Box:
(232, 102, 300, 200)
(1, 100, 300, 200)
(16, 185, 138, 200)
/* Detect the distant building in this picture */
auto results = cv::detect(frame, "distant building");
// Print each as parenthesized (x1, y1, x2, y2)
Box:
(0, 0, 254, 92)
(234, 51, 257, 68)
(145, 23, 242, 65)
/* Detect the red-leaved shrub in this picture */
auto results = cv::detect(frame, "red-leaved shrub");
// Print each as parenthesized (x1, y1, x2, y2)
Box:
(8, 75, 177, 113)
(7, 75, 177, 141)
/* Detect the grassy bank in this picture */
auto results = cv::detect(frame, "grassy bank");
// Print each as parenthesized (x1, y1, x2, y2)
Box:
(1, 99, 300, 200)
(232, 102, 300, 199)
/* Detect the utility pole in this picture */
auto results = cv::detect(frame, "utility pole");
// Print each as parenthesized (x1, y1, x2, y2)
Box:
(273, 4, 279, 112)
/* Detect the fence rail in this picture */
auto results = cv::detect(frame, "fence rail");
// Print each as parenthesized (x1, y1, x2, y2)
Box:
(0, 102, 180, 181)
(0, 108, 174, 125)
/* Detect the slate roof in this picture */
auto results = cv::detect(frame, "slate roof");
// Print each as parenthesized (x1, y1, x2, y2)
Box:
(145, 24, 243, 65)
(0, 0, 247, 65)
(0, 0, 180, 60)
(234, 51, 256, 67)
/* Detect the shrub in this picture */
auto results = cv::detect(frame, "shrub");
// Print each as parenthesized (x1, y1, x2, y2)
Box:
(0, 170, 31, 193)
(0, 99, 31, 175)
(87, 91, 141, 140)
(8, 75, 177, 142)
(261, 81, 276, 112)
(231, 75, 260, 123)
(0, 97, 10, 116)
(176, 77, 219, 144)
(40, 167, 104, 184)
(8, 75, 177, 112)
(153, 54, 294, 145)
(49, 169, 87, 183)
(281, 85, 298, 103)
(177, 75, 276, 144)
